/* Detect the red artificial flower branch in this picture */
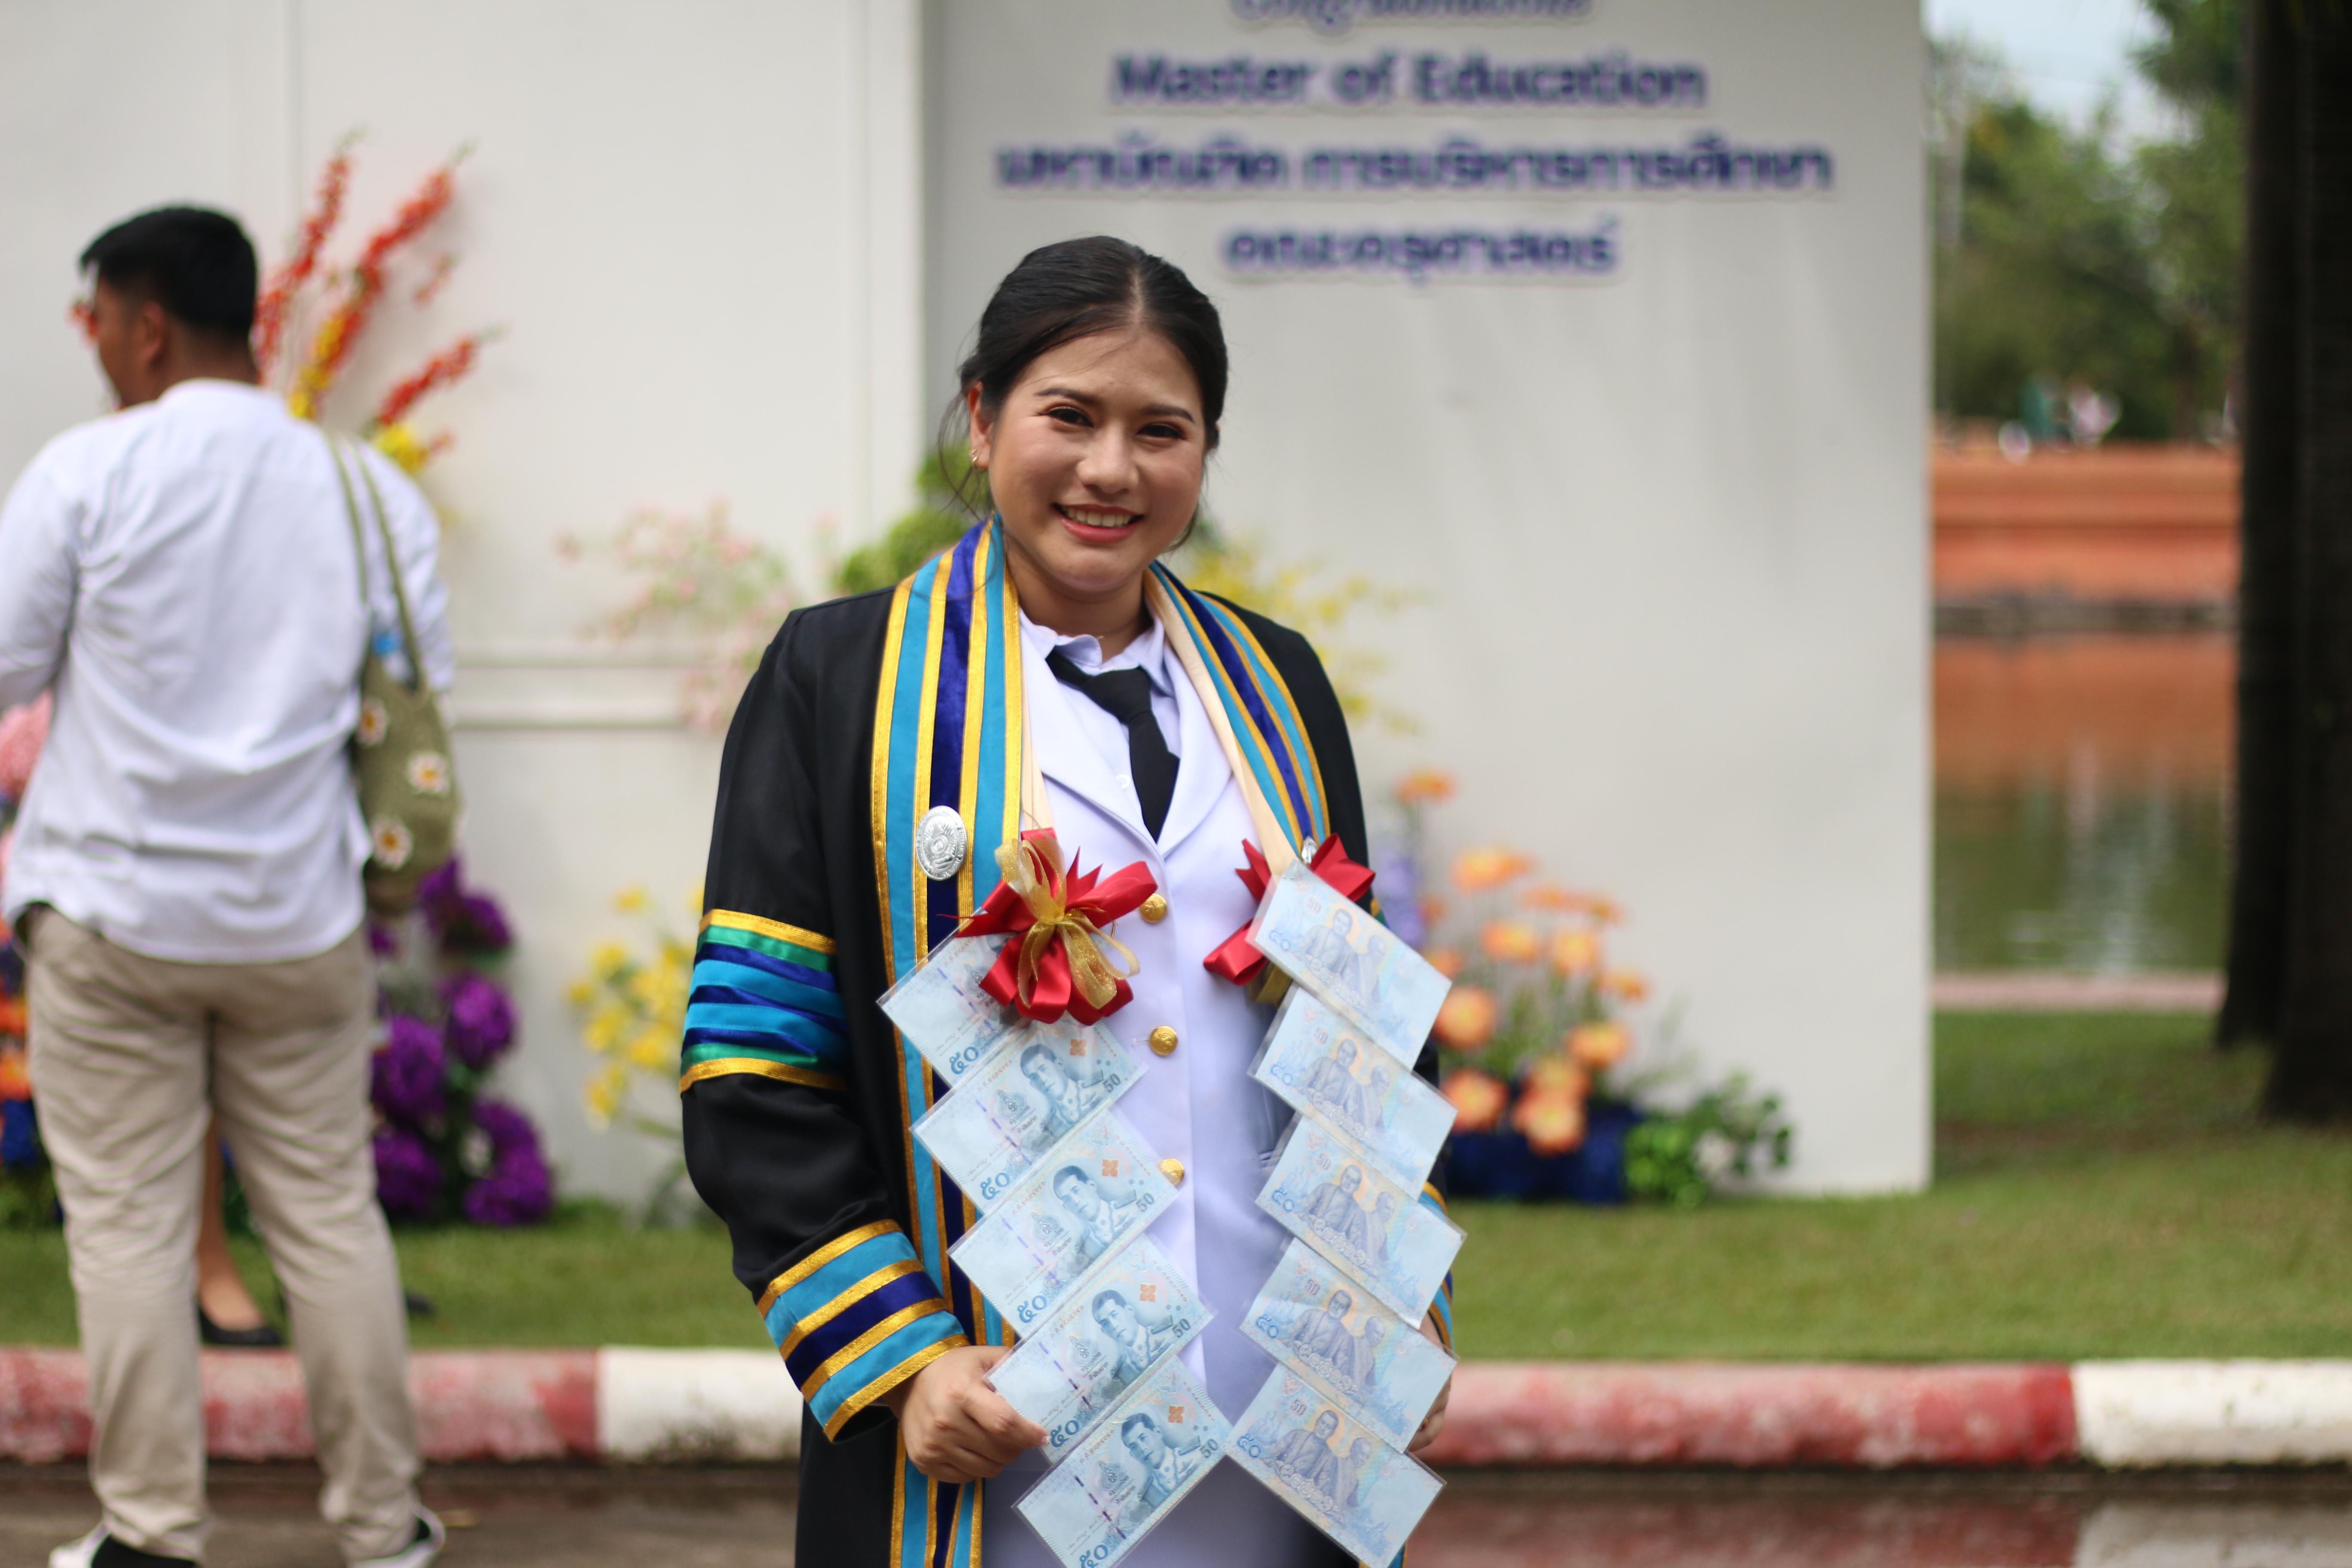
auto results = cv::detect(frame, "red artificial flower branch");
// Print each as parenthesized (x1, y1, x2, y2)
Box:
(254, 132, 359, 374)
(370, 328, 501, 432)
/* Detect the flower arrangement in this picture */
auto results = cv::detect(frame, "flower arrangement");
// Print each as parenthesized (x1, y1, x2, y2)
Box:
(570, 887, 697, 1217)
(259, 133, 494, 473)
(367, 859, 551, 1227)
(0, 698, 54, 1228)
(1396, 772, 1792, 1203)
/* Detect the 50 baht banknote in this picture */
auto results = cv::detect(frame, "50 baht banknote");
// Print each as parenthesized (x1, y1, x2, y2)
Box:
(988, 1235, 1207, 1458)
(1256, 1117, 1461, 1320)
(1248, 858, 1449, 1067)
(1243, 1238, 1454, 1450)
(878, 933, 1021, 1084)
(949, 1109, 1176, 1331)
(912, 1020, 1139, 1207)
(1251, 986, 1455, 1190)
(1014, 1356, 1228, 1568)
(1230, 1368, 1441, 1567)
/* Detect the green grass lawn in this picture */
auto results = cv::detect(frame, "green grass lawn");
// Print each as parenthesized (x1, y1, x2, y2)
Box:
(6, 1012, 2349, 1360)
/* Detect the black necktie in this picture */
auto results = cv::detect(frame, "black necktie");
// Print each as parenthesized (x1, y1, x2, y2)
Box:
(1047, 648, 1177, 839)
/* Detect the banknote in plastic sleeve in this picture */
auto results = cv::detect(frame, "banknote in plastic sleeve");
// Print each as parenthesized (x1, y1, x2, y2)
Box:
(1242, 1238, 1455, 1449)
(1014, 1357, 1228, 1568)
(949, 1110, 1176, 1331)
(1256, 1116, 1461, 1320)
(988, 1235, 1208, 1457)
(878, 932, 1022, 1084)
(911, 1020, 1139, 1209)
(1247, 858, 1449, 1066)
(1251, 986, 1455, 1190)
(1230, 1368, 1442, 1566)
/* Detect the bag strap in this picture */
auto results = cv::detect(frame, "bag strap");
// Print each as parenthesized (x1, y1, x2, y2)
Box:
(325, 435, 427, 695)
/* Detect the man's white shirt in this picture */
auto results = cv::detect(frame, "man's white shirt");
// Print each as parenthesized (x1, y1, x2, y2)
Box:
(0, 378, 453, 962)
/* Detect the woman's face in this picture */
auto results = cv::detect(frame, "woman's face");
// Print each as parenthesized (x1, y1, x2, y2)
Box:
(970, 325, 1207, 619)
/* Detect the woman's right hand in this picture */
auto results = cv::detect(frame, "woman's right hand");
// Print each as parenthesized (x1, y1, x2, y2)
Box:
(880, 1344, 1047, 1484)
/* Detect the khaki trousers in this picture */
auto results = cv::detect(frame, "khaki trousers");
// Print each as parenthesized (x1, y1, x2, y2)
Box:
(25, 911, 421, 1564)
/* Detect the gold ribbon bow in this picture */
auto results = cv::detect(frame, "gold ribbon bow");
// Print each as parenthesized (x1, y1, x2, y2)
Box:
(995, 835, 1142, 1011)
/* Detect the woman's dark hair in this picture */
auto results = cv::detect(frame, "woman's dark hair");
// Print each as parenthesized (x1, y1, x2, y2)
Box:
(946, 236, 1227, 518)
(80, 206, 258, 347)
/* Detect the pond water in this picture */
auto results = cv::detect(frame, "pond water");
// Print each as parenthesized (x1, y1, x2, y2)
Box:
(1934, 634, 2232, 974)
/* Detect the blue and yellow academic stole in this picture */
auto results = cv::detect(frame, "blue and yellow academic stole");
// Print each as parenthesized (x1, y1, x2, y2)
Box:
(871, 518, 1432, 1567)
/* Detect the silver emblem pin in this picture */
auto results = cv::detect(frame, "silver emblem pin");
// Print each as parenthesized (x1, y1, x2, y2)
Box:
(915, 806, 968, 881)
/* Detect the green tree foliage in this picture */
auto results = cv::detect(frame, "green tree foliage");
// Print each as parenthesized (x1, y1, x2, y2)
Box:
(1932, 0, 2243, 440)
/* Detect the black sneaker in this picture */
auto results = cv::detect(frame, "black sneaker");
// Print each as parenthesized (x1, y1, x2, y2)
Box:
(49, 1526, 196, 1568)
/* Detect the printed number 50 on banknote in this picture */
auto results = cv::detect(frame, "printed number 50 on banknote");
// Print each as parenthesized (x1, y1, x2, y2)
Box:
(1015, 1357, 1228, 1568)
(1231, 1369, 1441, 1568)
(988, 1235, 1208, 1458)
(949, 1109, 1176, 1330)
(1256, 1117, 1461, 1320)
(1248, 859, 1449, 1066)
(1252, 986, 1456, 1191)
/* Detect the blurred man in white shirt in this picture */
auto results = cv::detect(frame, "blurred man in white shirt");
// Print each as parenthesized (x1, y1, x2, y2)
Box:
(0, 206, 449, 1568)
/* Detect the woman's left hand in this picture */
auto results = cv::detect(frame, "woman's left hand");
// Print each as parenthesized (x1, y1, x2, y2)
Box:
(1406, 1312, 1451, 1453)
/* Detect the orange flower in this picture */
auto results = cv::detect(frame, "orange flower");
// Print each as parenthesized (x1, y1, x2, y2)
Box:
(1519, 882, 1580, 912)
(1479, 920, 1541, 965)
(1419, 894, 1449, 930)
(1432, 986, 1498, 1050)
(1513, 1088, 1586, 1155)
(1423, 946, 1467, 980)
(0, 1044, 28, 1101)
(1567, 1022, 1629, 1070)
(1550, 928, 1601, 976)
(1442, 1068, 1510, 1133)
(1584, 894, 1625, 926)
(1395, 769, 1456, 805)
(1453, 847, 1534, 894)
(1602, 968, 1651, 1003)
(0, 997, 27, 1039)
(1522, 1055, 1589, 1100)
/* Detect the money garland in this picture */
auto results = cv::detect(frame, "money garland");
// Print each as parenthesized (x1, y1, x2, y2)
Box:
(879, 853, 1464, 1568)
(1228, 857, 1462, 1566)
(881, 933, 1231, 1568)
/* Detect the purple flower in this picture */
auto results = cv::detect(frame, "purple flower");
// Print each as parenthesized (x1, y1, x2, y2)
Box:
(469, 1098, 540, 1158)
(372, 1126, 442, 1219)
(371, 1016, 447, 1127)
(461, 1145, 552, 1227)
(364, 919, 398, 959)
(417, 859, 465, 919)
(442, 971, 516, 1069)
(438, 892, 512, 956)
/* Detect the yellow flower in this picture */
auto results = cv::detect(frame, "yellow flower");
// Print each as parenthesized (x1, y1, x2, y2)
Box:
(1479, 920, 1541, 965)
(565, 979, 597, 1008)
(1452, 847, 1534, 894)
(371, 422, 432, 475)
(613, 885, 649, 914)
(1602, 968, 1651, 1003)
(1442, 1069, 1510, 1133)
(1433, 987, 1498, 1050)
(1550, 929, 1601, 977)
(1567, 1021, 1629, 1070)
(585, 1068, 623, 1127)
(590, 942, 631, 980)
(628, 1026, 673, 1072)
(585, 1006, 628, 1054)
(1394, 769, 1456, 805)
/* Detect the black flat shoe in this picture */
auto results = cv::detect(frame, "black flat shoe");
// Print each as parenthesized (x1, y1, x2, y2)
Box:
(196, 1303, 284, 1348)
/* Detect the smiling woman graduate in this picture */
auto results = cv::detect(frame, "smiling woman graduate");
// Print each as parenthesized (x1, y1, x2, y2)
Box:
(683, 237, 1452, 1568)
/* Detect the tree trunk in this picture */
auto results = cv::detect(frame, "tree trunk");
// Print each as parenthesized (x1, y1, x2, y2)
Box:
(2264, 9, 2352, 1120)
(2217, 0, 2303, 1050)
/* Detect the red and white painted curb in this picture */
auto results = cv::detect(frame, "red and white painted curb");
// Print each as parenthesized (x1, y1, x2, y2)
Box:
(6, 1351, 2352, 1468)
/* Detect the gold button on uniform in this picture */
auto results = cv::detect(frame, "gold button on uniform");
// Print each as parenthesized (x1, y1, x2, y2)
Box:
(1148, 1025, 1179, 1057)
(1159, 1158, 1185, 1186)
(1139, 893, 1169, 924)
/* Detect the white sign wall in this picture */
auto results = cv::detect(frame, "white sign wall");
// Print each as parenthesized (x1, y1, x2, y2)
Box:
(926, 0, 1929, 1190)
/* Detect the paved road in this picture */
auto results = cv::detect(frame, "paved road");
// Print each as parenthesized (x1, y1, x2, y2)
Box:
(8, 1466, 2352, 1567)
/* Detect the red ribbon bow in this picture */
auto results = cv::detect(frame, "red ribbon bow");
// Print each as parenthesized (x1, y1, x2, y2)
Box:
(1203, 837, 1376, 989)
(961, 829, 1159, 1025)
